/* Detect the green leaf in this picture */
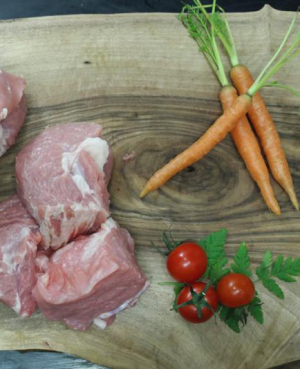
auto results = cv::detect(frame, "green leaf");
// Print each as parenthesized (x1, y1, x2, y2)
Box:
(271, 255, 284, 275)
(284, 257, 300, 276)
(226, 316, 241, 333)
(256, 265, 269, 280)
(199, 228, 228, 279)
(151, 241, 169, 256)
(275, 274, 297, 283)
(199, 228, 228, 283)
(261, 278, 284, 299)
(219, 305, 231, 321)
(231, 242, 252, 277)
(209, 257, 230, 283)
(162, 231, 176, 252)
(247, 292, 264, 324)
(219, 306, 241, 333)
(199, 228, 227, 264)
(257, 253, 300, 297)
(271, 256, 300, 282)
(262, 251, 273, 267)
(173, 283, 185, 312)
(256, 251, 273, 280)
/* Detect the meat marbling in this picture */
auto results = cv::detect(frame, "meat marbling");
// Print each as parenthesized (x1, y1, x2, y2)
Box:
(0, 195, 41, 317)
(16, 122, 113, 250)
(34, 218, 149, 331)
(0, 71, 27, 157)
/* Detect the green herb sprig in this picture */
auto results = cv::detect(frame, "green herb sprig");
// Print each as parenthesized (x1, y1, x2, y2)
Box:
(157, 229, 300, 333)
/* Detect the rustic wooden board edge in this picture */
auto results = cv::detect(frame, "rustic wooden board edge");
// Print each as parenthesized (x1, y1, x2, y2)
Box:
(0, 5, 300, 369)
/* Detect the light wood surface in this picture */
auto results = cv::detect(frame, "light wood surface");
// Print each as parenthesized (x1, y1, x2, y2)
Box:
(0, 6, 299, 369)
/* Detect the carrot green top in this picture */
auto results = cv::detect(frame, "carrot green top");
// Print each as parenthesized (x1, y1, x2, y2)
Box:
(181, 0, 300, 99)
(179, 2, 229, 87)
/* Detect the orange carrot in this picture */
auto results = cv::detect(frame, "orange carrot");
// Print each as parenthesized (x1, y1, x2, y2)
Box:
(140, 94, 252, 198)
(140, 6, 300, 199)
(220, 86, 281, 215)
(179, 3, 280, 214)
(231, 65, 299, 210)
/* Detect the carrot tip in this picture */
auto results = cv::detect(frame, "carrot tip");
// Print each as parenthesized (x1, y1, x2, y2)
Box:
(139, 188, 148, 198)
(270, 204, 281, 216)
(286, 189, 299, 211)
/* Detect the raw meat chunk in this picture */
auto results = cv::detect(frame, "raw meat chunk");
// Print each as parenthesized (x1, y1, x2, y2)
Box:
(35, 248, 53, 274)
(0, 70, 27, 157)
(0, 195, 41, 317)
(0, 70, 26, 119)
(0, 96, 27, 157)
(34, 218, 149, 331)
(15, 122, 113, 250)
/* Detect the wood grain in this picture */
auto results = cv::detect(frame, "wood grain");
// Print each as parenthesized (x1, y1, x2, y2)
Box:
(0, 5, 299, 369)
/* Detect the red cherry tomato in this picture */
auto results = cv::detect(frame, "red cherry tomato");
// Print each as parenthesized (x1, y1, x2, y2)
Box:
(177, 282, 219, 323)
(217, 273, 255, 308)
(166, 242, 207, 283)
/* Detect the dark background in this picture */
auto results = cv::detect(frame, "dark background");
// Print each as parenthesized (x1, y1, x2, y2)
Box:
(0, 1, 299, 368)
(0, 0, 298, 20)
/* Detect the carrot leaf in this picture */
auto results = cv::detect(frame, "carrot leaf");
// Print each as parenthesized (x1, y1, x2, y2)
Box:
(179, 1, 229, 86)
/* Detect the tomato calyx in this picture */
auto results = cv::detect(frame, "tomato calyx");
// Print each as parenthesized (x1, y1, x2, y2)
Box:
(152, 229, 195, 256)
(176, 284, 215, 319)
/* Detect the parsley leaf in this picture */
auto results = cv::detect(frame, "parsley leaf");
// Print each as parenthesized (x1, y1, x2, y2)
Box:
(231, 242, 252, 277)
(247, 292, 264, 324)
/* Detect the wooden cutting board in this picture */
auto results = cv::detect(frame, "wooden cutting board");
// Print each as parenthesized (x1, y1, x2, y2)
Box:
(0, 5, 299, 369)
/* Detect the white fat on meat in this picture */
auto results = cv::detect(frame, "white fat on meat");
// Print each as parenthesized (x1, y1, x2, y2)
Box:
(0, 126, 6, 157)
(33, 217, 149, 331)
(13, 294, 21, 315)
(0, 71, 27, 158)
(96, 280, 150, 321)
(0, 108, 8, 120)
(93, 317, 108, 330)
(0, 195, 41, 317)
(38, 200, 102, 250)
(16, 123, 112, 249)
(2, 228, 31, 273)
(81, 218, 117, 262)
(62, 137, 109, 195)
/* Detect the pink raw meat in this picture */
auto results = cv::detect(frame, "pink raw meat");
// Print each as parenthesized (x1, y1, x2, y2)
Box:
(15, 122, 113, 250)
(0, 95, 27, 157)
(0, 195, 41, 317)
(35, 248, 53, 274)
(34, 218, 149, 331)
(0, 70, 26, 120)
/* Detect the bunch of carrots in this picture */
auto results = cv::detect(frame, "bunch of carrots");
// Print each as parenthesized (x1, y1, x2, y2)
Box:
(140, 1, 300, 215)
